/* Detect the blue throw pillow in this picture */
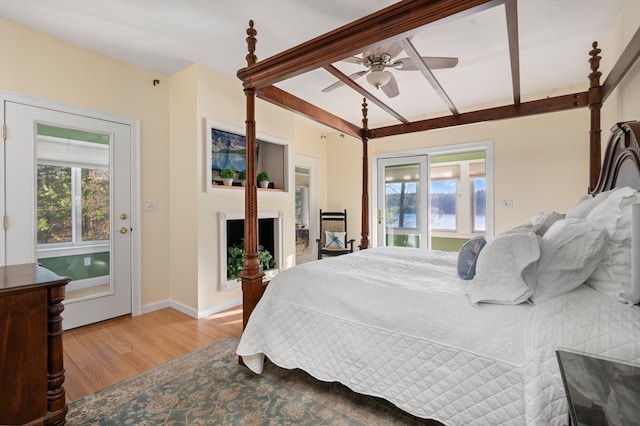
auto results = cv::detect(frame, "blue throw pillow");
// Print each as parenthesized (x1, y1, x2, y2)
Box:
(457, 236, 486, 280)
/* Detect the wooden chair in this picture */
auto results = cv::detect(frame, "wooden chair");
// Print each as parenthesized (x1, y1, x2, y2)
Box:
(316, 209, 355, 259)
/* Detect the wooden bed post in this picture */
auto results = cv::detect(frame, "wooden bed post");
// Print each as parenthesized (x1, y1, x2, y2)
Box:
(240, 20, 265, 330)
(588, 41, 603, 192)
(359, 98, 370, 250)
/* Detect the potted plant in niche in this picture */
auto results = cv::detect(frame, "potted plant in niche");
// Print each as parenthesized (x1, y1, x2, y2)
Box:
(220, 168, 237, 186)
(257, 171, 270, 188)
(238, 170, 247, 186)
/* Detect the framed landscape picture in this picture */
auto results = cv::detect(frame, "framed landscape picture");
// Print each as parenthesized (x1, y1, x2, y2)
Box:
(209, 124, 258, 173)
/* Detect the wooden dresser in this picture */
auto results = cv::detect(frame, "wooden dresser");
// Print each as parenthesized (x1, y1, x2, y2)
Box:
(0, 263, 70, 425)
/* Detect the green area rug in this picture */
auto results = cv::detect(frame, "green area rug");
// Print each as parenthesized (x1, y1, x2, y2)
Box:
(67, 336, 442, 425)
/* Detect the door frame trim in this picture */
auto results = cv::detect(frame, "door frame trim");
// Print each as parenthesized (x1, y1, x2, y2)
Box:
(1, 89, 142, 316)
(294, 154, 319, 263)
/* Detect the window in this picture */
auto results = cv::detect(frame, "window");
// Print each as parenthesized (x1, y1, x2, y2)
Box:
(430, 153, 485, 237)
(472, 177, 486, 232)
(37, 165, 110, 246)
(35, 124, 110, 248)
(386, 180, 418, 229)
(430, 179, 457, 231)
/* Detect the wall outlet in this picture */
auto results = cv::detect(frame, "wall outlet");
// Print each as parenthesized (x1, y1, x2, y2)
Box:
(502, 200, 513, 209)
(84, 256, 91, 266)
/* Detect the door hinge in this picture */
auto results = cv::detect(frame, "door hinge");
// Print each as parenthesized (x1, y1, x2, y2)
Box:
(2, 216, 7, 231)
(2, 124, 6, 141)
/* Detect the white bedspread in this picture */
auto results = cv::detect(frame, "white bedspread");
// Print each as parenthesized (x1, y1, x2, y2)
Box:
(236, 246, 640, 425)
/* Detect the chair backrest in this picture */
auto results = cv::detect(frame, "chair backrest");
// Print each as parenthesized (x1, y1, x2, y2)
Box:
(319, 209, 348, 247)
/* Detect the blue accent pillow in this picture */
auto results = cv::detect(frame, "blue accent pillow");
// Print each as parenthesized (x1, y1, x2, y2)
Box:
(457, 236, 487, 280)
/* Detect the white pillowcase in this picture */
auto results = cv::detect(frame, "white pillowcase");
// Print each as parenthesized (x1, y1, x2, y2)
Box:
(584, 187, 640, 297)
(566, 191, 612, 219)
(467, 231, 540, 307)
(531, 218, 608, 304)
(507, 211, 565, 236)
(585, 186, 640, 243)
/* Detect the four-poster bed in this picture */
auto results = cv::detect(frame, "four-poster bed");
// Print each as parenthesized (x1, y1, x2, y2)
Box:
(234, 0, 640, 424)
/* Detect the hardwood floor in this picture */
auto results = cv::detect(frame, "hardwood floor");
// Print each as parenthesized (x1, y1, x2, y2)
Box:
(62, 306, 243, 402)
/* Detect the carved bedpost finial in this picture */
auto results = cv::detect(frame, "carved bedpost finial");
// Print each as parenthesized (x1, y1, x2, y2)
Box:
(246, 20, 257, 66)
(589, 41, 602, 88)
(361, 97, 369, 133)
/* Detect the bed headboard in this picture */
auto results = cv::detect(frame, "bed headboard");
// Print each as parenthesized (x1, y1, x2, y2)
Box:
(591, 121, 640, 194)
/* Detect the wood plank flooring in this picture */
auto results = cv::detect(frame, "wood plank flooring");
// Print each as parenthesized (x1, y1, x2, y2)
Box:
(62, 306, 243, 402)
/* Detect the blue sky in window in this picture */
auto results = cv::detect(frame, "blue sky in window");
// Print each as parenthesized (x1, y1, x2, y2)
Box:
(431, 180, 456, 193)
(474, 177, 486, 191)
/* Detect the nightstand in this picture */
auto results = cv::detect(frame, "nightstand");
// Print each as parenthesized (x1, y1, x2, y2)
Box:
(556, 348, 640, 426)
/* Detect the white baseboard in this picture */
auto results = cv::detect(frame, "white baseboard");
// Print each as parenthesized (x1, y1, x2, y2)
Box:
(141, 297, 242, 319)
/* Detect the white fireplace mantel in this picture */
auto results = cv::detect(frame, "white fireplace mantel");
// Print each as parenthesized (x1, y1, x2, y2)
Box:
(218, 210, 284, 291)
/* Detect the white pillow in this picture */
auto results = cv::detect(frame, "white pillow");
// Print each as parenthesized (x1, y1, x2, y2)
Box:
(586, 241, 631, 298)
(507, 211, 565, 237)
(566, 191, 612, 219)
(529, 211, 565, 236)
(585, 186, 640, 243)
(324, 231, 346, 249)
(583, 187, 640, 298)
(467, 231, 540, 306)
(531, 218, 608, 304)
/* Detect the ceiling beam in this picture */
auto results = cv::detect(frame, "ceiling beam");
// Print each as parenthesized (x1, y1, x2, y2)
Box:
(505, 0, 521, 105)
(399, 38, 459, 116)
(602, 25, 640, 103)
(369, 91, 588, 138)
(238, 0, 504, 89)
(256, 86, 362, 139)
(323, 65, 409, 124)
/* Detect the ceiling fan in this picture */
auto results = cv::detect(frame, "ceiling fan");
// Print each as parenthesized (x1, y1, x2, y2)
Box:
(322, 41, 458, 98)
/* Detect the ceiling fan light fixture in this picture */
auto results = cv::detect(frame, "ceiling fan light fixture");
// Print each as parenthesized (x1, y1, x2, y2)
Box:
(366, 69, 392, 89)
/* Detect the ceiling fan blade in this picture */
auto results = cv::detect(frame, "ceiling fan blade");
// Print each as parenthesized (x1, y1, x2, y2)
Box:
(341, 56, 364, 64)
(321, 70, 368, 93)
(393, 57, 459, 71)
(381, 73, 400, 98)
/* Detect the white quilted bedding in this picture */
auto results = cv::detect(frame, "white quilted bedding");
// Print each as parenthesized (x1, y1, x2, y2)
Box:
(236, 246, 640, 425)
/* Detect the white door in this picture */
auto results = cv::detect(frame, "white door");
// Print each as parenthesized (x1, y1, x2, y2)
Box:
(376, 156, 429, 248)
(3, 100, 133, 329)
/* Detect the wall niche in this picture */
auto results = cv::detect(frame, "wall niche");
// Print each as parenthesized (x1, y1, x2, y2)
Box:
(205, 119, 289, 192)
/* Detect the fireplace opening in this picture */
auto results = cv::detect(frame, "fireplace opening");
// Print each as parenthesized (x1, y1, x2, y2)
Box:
(226, 218, 275, 259)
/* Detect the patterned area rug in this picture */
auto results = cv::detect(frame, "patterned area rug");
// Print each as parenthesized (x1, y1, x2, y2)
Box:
(67, 336, 443, 425)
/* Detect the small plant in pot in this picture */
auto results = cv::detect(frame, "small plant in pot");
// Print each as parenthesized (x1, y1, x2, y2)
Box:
(257, 171, 270, 188)
(220, 168, 237, 186)
(238, 170, 247, 186)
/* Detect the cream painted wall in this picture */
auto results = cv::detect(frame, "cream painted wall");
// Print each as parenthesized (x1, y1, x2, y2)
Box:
(0, 18, 172, 307)
(168, 65, 200, 309)
(328, 110, 591, 240)
(171, 64, 327, 314)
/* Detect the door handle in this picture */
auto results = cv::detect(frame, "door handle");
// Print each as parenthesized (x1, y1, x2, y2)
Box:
(119, 227, 129, 234)
(378, 209, 382, 224)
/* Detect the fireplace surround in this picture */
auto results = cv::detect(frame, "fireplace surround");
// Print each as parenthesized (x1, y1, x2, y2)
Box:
(218, 210, 283, 290)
